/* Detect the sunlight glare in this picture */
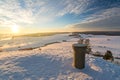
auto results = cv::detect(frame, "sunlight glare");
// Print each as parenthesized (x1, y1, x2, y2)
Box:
(11, 24, 19, 33)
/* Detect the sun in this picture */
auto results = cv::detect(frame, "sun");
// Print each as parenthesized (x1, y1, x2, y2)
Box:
(11, 24, 19, 33)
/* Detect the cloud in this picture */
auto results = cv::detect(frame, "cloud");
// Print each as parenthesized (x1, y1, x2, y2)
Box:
(56, 0, 91, 16)
(0, 0, 119, 31)
(67, 7, 120, 31)
(0, 0, 35, 27)
(81, 7, 120, 23)
(0, 0, 91, 27)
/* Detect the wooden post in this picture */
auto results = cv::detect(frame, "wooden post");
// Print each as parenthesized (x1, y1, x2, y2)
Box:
(72, 44, 87, 69)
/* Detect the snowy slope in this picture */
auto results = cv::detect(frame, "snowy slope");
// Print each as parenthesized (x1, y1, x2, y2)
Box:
(0, 34, 71, 52)
(0, 40, 120, 80)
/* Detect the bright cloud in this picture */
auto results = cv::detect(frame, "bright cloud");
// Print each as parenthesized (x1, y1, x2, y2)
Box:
(0, 0, 91, 26)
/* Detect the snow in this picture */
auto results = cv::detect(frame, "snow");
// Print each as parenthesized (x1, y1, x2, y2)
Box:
(80, 34, 120, 57)
(0, 34, 120, 80)
(0, 34, 71, 51)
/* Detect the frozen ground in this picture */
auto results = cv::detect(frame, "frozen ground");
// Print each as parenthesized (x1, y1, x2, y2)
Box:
(0, 34, 120, 80)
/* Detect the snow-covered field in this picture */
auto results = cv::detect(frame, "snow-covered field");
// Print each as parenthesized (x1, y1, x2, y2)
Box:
(80, 34, 120, 57)
(0, 34, 71, 52)
(0, 33, 120, 80)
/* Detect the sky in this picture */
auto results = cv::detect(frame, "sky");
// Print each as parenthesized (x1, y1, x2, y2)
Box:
(0, 0, 120, 34)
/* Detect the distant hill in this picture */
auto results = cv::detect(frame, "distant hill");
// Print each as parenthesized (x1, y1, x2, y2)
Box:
(72, 31, 120, 36)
